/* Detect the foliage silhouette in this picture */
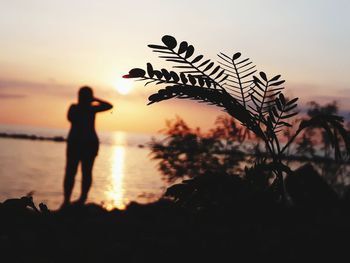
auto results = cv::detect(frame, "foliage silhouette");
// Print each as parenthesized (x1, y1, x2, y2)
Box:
(303, 101, 339, 158)
(296, 101, 350, 193)
(154, 110, 350, 203)
(125, 35, 350, 202)
(150, 116, 248, 183)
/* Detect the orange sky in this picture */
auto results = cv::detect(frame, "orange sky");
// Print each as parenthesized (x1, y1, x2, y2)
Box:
(1, 0, 349, 133)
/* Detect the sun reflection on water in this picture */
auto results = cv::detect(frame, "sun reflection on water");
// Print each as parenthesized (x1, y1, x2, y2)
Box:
(105, 132, 127, 210)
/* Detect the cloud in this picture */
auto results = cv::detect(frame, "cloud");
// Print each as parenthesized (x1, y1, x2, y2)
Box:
(0, 93, 27, 99)
(0, 78, 131, 100)
(284, 82, 350, 108)
(0, 78, 80, 99)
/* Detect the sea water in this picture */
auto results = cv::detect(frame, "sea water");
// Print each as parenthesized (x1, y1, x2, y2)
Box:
(0, 124, 165, 210)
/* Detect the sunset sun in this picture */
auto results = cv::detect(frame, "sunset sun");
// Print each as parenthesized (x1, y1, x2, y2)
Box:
(115, 78, 133, 95)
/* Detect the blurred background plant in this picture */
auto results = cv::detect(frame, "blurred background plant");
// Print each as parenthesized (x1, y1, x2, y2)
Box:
(149, 115, 249, 183)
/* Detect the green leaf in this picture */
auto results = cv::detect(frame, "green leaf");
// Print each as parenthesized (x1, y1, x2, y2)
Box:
(162, 35, 177, 49)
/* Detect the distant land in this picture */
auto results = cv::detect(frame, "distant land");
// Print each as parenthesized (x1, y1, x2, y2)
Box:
(0, 132, 65, 142)
(0, 132, 149, 148)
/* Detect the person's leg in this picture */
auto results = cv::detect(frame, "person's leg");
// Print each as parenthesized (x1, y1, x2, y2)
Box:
(63, 153, 79, 206)
(78, 155, 95, 204)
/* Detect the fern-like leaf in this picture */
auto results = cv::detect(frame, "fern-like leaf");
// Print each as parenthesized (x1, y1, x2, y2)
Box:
(147, 84, 264, 138)
(250, 73, 286, 122)
(218, 52, 257, 107)
(265, 94, 299, 134)
(147, 35, 227, 91)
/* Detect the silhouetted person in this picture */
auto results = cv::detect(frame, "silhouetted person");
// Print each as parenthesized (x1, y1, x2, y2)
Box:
(62, 86, 113, 208)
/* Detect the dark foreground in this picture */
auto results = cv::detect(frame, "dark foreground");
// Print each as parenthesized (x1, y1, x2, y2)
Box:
(1, 166, 350, 262)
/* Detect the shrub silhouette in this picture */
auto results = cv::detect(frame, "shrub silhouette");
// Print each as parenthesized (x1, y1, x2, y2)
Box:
(150, 116, 247, 183)
(125, 35, 350, 203)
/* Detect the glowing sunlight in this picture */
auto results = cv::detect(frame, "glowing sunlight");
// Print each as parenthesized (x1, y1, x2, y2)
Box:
(105, 132, 127, 210)
(115, 78, 133, 95)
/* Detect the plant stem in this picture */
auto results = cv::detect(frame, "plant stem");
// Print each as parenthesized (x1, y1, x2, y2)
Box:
(280, 128, 303, 155)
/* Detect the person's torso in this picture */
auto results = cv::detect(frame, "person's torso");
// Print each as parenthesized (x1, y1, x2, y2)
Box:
(67, 105, 98, 142)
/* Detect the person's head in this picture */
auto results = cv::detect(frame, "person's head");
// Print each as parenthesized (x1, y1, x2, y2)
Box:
(78, 86, 93, 105)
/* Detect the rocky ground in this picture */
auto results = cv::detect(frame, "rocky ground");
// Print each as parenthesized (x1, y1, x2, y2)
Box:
(1, 165, 350, 262)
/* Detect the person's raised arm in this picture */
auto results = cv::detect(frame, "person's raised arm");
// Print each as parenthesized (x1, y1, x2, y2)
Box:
(93, 97, 113, 112)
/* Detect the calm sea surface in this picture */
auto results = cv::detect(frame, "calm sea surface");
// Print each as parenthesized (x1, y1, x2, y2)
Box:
(0, 124, 165, 210)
